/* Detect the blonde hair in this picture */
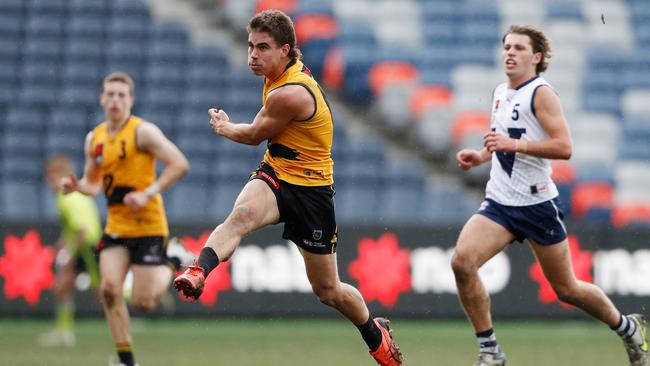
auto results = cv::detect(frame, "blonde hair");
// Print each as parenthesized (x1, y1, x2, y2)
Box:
(503, 25, 553, 74)
(103, 71, 135, 95)
(45, 154, 74, 176)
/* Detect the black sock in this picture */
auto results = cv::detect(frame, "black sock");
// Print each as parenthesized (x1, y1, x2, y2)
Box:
(167, 256, 181, 271)
(116, 343, 135, 366)
(357, 316, 383, 351)
(197, 247, 220, 278)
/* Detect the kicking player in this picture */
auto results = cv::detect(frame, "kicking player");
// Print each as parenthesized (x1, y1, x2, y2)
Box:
(61, 72, 191, 366)
(173, 10, 402, 366)
(452, 25, 648, 366)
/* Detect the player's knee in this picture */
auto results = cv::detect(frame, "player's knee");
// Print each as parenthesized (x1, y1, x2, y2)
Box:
(131, 297, 156, 312)
(553, 284, 578, 304)
(451, 250, 477, 281)
(311, 282, 339, 306)
(100, 280, 122, 308)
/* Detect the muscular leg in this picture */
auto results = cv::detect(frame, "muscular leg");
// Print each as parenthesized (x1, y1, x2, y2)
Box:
(528, 238, 620, 327)
(301, 249, 369, 325)
(98, 246, 131, 345)
(204, 179, 280, 261)
(130, 264, 173, 312)
(451, 214, 514, 332)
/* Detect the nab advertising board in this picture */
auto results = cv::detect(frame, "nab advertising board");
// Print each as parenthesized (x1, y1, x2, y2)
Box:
(1, 221, 648, 319)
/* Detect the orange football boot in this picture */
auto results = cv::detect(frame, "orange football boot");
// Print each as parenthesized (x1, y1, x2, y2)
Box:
(369, 317, 403, 365)
(173, 263, 205, 301)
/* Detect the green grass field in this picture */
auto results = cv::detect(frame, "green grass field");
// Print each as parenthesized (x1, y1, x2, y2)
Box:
(0, 318, 634, 365)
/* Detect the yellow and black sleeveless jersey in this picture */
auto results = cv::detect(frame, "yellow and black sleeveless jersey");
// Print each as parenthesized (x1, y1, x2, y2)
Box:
(262, 59, 334, 186)
(90, 116, 169, 238)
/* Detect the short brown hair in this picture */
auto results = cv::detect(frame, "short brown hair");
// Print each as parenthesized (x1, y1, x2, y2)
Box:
(503, 25, 552, 74)
(103, 71, 135, 95)
(45, 154, 74, 176)
(247, 9, 302, 61)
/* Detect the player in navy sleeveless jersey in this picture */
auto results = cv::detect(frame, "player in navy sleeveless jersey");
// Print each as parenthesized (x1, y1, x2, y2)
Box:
(451, 25, 647, 366)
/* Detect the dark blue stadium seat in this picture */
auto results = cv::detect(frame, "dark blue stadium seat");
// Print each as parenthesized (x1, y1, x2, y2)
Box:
(149, 21, 188, 45)
(1, 179, 41, 220)
(177, 107, 213, 135)
(175, 131, 215, 159)
(339, 22, 376, 45)
(51, 107, 88, 130)
(65, 37, 105, 62)
(167, 181, 210, 222)
(147, 39, 188, 65)
(135, 107, 176, 137)
(545, 2, 583, 20)
(69, 0, 107, 18)
(1, 130, 42, 156)
(66, 17, 105, 40)
(6, 106, 42, 132)
(140, 87, 182, 110)
(19, 83, 58, 105)
(62, 61, 102, 85)
(188, 46, 228, 67)
(207, 183, 241, 220)
(0, 15, 22, 38)
(0, 38, 20, 64)
(420, 1, 459, 23)
(60, 83, 100, 107)
(0, 0, 23, 17)
(144, 63, 186, 88)
(110, 0, 151, 20)
(187, 64, 227, 89)
(27, 0, 66, 16)
(423, 23, 456, 47)
(0, 61, 16, 85)
(296, 0, 334, 16)
(1, 155, 41, 180)
(22, 38, 61, 62)
(106, 17, 150, 42)
(379, 183, 424, 223)
(43, 132, 85, 160)
(25, 14, 64, 40)
(583, 90, 620, 116)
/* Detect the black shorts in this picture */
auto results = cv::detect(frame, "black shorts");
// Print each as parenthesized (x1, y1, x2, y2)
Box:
(251, 162, 338, 254)
(96, 234, 169, 265)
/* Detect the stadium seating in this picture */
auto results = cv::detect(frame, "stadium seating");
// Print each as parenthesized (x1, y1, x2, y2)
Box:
(2, 0, 648, 228)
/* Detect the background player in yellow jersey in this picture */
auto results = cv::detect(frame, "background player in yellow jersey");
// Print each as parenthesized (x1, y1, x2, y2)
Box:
(173, 10, 402, 366)
(61, 72, 190, 366)
(39, 154, 102, 347)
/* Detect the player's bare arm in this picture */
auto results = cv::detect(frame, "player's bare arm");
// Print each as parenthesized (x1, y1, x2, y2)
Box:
(123, 121, 189, 211)
(61, 131, 102, 196)
(483, 86, 572, 159)
(209, 84, 314, 145)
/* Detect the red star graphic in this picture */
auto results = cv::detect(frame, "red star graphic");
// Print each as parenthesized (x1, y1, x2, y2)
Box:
(528, 235, 593, 309)
(180, 231, 232, 307)
(348, 233, 411, 308)
(0, 230, 55, 306)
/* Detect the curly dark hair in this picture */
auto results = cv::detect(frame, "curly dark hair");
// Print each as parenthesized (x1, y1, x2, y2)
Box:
(247, 10, 302, 61)
(502, 25, 552, 74)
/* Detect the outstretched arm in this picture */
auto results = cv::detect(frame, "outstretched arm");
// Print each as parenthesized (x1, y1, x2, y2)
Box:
(208, 84, 315, 145)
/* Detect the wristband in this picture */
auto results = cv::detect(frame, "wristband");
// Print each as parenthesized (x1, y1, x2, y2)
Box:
(144, 182, 161, 198)
(515, 140, 528, 153)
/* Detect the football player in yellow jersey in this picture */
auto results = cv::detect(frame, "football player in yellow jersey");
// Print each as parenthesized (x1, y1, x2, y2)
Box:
(39, 154, 102, 348)
(173, 10, 402, 366)
(61, 72, 190, 366)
